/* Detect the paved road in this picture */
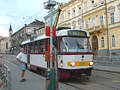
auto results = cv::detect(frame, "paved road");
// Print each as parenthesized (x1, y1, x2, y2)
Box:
(64, 70, 120, 90)
(3, 55, 120, 90)
(2, 55, 80, 90)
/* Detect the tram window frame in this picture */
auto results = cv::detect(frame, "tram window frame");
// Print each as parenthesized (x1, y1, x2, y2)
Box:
(34, 41, 39, 53)
(39, 39, 46, 53)
(30, 42, 35, 54)
(45, 39, 50, 51)
(27, 43, 31, 54)
(24, 44, 27, 54)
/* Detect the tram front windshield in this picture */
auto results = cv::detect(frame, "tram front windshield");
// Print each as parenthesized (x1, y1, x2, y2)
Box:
(60, 37, 91, 52)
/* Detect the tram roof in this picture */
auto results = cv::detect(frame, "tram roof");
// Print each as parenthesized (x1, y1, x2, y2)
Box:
(21, 29, 89, 45)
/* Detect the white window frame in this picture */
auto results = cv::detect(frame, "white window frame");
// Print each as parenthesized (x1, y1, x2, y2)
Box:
(112, 35, 116, 47)
(78, 6, 82, 15)
(67, 10, 70, 19)
(110, 12, 114, 24)
(85, 20, 89, 28)
(73, 8, 76, 17)
(92, 17, 96, 27)
(61, 15, 64, 22)
(84, 1, 88, 12)
(101, 37, 104, 48)
(91, 0, 95, 9)
(100, 15, 104, 25)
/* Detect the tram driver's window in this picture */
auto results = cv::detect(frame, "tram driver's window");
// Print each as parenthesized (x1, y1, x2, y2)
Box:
(60, 39, 66, 52)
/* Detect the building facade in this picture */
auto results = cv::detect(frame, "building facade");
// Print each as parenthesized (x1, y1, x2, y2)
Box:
(0, 25, 12, 54)
(35, 24, 45, 35)
(58, 0, 120, 56)
(0, 37, 10, 53)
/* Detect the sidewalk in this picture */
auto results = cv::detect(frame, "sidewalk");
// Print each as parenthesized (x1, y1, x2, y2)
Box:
(6, 61, 46, 90)
(2, 55, 79, 90)
(94, 64, 120, 73)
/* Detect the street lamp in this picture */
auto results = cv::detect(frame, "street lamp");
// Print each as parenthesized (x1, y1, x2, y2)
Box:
(44, 0, 58, 90)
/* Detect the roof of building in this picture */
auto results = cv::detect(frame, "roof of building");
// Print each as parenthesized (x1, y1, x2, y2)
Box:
(28, 19, 44, 27)
(12, 19, 45, 36)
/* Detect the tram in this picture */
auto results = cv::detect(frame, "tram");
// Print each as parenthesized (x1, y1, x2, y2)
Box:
(21, 27, 93, 80)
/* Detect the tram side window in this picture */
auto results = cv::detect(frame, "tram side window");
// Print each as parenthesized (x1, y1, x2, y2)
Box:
(27, 44, 31, 53)
(39, 40, 45, 53)
(31, 42, 35, 53)
(34, 41, 39, 53)
(24, 44, 27, 53)
(60, 39, 67, 52)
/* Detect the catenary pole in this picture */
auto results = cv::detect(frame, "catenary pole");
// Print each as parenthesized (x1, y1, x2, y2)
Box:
(44, 0, 58, 90)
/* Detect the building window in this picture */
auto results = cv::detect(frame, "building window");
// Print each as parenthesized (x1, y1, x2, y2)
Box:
(61, 15, 64, 22)
(101, 37, 104, 48)
(85, 20, 89, 28)
(72, 21, 76, 29)
(6, 42, 8, 49)
(91, 0, 95, 9)
(67, 10, 70, 19)
(99, 0, 103, 4)
(78, 6, 82, 14)
(92, 17, 96, 26)
(99, 0, 102, 3)
(100, 15, 104, 25)
(84, 2, 88, 12)
(109, 0, 112, 2)
(112, 35, 115, 47)
(110, 12, 114, 24)
(73, 8, 76, 17)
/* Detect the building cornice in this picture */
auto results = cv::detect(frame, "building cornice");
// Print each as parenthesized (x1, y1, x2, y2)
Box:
(60, 0, 78, 9)
(109, 21, 120, 29)
(83, 5, 106, 17)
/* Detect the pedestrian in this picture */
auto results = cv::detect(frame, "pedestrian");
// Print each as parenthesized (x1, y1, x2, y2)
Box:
(16, 48, 27, 82)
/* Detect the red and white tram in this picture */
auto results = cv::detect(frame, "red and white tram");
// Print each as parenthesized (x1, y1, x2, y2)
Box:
(21, 28, 93, 80)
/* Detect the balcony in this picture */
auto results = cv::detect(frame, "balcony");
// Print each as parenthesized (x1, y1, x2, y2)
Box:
(86, 25, 106, 33)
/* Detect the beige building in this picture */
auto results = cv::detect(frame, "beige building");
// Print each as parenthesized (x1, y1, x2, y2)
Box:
(0, 25, 12, 54)
(58, 0, 120, 56)
(35, 24, 45, 35)
(0, 37, 11, 53)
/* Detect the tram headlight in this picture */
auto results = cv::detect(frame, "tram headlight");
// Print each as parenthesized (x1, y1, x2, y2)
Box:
(90, 61, 93, 66)
(71, 62, 75, 66)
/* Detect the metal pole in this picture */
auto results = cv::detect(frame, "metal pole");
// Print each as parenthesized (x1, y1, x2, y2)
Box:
(44, 0, 58, 90)
(105, 0, 110, 56)
(50, 7, 53, 68)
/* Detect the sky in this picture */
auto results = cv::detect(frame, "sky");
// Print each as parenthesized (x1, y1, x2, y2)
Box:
(0, 0, 70, 37)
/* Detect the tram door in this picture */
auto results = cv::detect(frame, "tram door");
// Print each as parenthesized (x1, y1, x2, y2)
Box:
(92, 35, 98, 55)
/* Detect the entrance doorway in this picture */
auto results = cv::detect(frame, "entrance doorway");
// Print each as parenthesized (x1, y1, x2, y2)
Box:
(92, 35, 98, 55)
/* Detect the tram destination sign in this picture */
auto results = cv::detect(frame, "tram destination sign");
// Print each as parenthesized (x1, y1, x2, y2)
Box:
(68, 30, 87, 36)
